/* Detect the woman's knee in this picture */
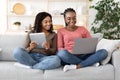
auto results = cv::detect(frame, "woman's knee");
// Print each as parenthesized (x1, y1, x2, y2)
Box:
(97, 49, 108, 60)
(36, 56, 61, 70)
(57, 49, 69, 58)
(48, 56, 61, 69)
(101, 49, 108, 59)
(52, 56, 61, 65)
(13, 47, 25, 58)
(48, 56, 61, 65)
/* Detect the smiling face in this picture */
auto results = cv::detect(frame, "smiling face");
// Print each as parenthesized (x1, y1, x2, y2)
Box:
(64, 11, 76, 28)
(42, 16, 52, 31)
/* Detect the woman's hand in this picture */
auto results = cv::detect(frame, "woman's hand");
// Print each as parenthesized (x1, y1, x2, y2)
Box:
(29, 41, 38, 50)
(42, 42, 50, 50)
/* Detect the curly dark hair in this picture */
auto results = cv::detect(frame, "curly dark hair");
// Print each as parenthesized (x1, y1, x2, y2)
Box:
(33, 12, 53, 33)
(63, 8, 76, 26)
(63, 8, 76, 17)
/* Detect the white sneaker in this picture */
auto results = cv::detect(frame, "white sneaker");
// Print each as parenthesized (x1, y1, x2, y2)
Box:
(63, 64, 76, 72)
(93, 62, 100, 67)
(14, 63, 31, 69)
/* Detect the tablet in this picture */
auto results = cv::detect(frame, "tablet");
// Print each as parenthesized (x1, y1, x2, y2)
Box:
(30, 33, 46, 48)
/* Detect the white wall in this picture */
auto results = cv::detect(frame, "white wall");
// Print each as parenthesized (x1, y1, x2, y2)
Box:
(48, 1, 87, 26)
(0, 0, 88, 33)
(8, 1, 87, 30)
(0, 0, 7, 34)
(88, 0, 100, 31)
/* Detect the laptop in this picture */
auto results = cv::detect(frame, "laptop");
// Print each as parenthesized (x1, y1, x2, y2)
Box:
(72, 38, 98, 54)
(30, 33, 46, 48)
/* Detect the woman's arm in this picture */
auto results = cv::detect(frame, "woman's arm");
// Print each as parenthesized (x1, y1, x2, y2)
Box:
(82, 27, 91, 38)
(23, 33, 38, 52)
(57, 30, 64, 51)
(31, 33, 57, 55)
(23, 33, 31, 49)
(23, 33, 32, 52)
(45, 33, 57, 55)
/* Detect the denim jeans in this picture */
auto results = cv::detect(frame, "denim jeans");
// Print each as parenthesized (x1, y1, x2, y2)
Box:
(13, 47, 61, 70)
(57, 49, 108, 67)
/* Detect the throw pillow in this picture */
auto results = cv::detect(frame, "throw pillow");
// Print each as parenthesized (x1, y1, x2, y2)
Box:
(91, 33, 103, 41)
(96, 39, 120, 65)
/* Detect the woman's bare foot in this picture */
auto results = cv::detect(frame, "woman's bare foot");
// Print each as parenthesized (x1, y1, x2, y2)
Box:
(76, 64, 81, 69)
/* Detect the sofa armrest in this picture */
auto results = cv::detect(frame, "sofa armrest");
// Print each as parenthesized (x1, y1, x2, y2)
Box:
(112, 49, 120, 80)
(0, 48, 2, 53)
(0, 48, 2, 51)
(112, 49, 120, 67)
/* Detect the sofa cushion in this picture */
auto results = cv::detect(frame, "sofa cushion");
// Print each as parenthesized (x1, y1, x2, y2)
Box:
(0, 33, 28, 61)
(96, 39, 120, 65)
(0, 61, 44, 80)
(44, 64, 114, 80)
(0, 48, 2, 52)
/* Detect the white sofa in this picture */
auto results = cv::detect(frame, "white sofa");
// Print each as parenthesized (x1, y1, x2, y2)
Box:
(0, 32, 120, 80)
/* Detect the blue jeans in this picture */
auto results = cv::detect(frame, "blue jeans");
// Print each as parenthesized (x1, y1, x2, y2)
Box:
(13, 47, 61, 70)
(57, 49, 108, 67)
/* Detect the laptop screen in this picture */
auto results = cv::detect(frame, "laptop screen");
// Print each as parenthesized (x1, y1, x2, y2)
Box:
(72, 38, 98, 54)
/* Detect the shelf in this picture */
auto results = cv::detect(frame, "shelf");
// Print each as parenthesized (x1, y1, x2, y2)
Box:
(9, 0, 83, 1)
(7, 0, 89, 31)
(7, 14, 35, 17)
(48, 0, 87, 2)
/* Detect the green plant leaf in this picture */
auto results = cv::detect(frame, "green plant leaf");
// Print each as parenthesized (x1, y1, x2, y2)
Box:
(90, 0, 120, 39)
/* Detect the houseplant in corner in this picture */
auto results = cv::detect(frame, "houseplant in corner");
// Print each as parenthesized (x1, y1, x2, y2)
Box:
(13, 21, 21, 30)
(90, 0, 120, 39)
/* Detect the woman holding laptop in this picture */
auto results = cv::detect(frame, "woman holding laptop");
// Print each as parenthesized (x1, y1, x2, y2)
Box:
(13, 12, 61, 70)
(57, 8, 108, 72)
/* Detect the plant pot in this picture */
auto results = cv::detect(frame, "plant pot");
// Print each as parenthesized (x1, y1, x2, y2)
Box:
(12, 25, 20, 30)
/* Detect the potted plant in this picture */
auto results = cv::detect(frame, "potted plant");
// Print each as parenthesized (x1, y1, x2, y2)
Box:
(13, 22, 21, 26)
(13, 21, 21, 30)
(90, 0, 120, 39)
